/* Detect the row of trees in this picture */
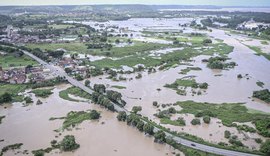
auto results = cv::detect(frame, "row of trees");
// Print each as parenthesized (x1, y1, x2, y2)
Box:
(117, 112, 166, 143)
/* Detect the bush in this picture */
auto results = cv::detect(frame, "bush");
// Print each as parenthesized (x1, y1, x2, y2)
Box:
(255, 138, 262, 144)
(143, 123, 154, 135)
(24, 96, 33, 103)
(203, 116, 211, 124)
(260, 140, 270, 155)
(132, 106, 142, 114)
(153, 101, 158, 106)
(202, 39, 212, 44)
(154, 130, 166, 143)
(89, 110, 100, 119)
(60, 135, 80, 151)
(253, 89, 270, 103)
(224, 130, 231, 139)
(117, 111, 127, 121)
(84, 80, 90, 86)
(237, 74, 243, 79)
(191, 118, 201, 125)
(229, 138, 243, 147)
(136, 120, 145, 131)
(0, 92, 12, 104)
(199, 83, 208, 89)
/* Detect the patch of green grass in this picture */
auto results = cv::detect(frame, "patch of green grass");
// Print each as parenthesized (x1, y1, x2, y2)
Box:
(0, 84, 28, 103)
(0, 54, 37, 68)
(91, 41, 233, 69)
(111, 85, 126, 89)
(176, 101, 270, 130)
(165, 79, 198, 89)
(246, 45, 270, 61)
(59, 86, 91, 102)
(179, 67, 202, 75)
(202, 43, 234, 56)
(32, 88, 53, 98)
(92, 41, 171, 57)
(256, 81, 264, 88)
(48, 24, 75, 29)
(0, 116, 5, 124)
(27, 41, 170, 58)
(27, 42, 89, 53)
(1, 143, 23, 155)
(160, 117, 186, 126)
(62, 110, 100, 130)
(260, 40, 269, 45)
(90, 55, 161, 68)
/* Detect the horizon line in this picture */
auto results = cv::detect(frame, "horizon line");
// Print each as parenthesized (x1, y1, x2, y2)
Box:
(0, 4, 270, 7)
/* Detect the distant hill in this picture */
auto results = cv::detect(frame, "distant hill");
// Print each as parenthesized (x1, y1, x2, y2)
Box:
(0, 5, 269, 14)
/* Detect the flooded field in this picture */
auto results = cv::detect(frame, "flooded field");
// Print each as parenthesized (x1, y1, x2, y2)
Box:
(85, 18, 270, 150)
(0, 85, 180, 156)
(1, 17, 270, 155)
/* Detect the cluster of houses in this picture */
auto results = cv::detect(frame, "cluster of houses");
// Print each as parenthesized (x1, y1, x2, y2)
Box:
(57, 56, 90, 78)
(0, 66, 26, 84)
(0, 25, 80, 44)
(237, 19, 270, 30)
(0, 66, 54, 84)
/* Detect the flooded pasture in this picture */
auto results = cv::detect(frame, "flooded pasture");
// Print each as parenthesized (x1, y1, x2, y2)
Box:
(0, 85, 180, 156)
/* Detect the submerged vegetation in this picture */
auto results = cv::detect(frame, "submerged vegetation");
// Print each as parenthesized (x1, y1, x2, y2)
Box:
(51, 110, 100, 130)
(164, 78, 208, 95)
(59, 86, 91, 102)
(253, 89, 270, 103)
(0, 143, 23, 156)
(177, 101, 270, 137)
(32, 88, 53, 98)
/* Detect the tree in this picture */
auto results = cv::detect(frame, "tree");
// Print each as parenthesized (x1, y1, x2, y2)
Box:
(60, 135, 80, 151)
(75, 75, 83, 81)
(136, 121, 145, 131)
(173, 40, 179, 45)
(199, 83, 208, 89)
(191, 118, 201, 125)
(84, 80, 90, 86)
(89, 110, 100, 119)
(203, 116, 211, 124)
(24, 96, 33, 103)
(93, 84, 106, 94)
(154, 130, 166, 143)
(224, 130, 231, 139)
(260, 140, 270, 155)
(153, 101, 158, 107)
(115, 39, 120, 44)
(0, 92, 12, 103)
(143, 123, 154, 135)
(132, 106, 142, 114)
(203, 39, 212, 44)
(237, 74, 243, 79)
(117, 111, 127, 121)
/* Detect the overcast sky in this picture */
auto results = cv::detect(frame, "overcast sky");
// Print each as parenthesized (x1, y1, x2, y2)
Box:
(0, 0, 270, 6)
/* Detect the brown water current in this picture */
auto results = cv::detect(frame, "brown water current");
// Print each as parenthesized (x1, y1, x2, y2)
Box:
(0, 85, 180, 156)
(88, 27, 270, 149)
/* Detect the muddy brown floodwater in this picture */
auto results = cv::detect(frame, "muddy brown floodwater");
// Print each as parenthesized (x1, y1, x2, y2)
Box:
(0, 85, 181, 156)
(88, 26, 270, 149)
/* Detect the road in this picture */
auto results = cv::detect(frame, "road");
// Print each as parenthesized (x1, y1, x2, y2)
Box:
(23, 50, 258, 156)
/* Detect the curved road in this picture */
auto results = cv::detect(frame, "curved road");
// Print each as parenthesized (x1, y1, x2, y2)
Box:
(22, 50, 258, 156)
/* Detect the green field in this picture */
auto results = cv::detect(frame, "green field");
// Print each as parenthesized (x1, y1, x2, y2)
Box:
(59, 86, 91, 102)
(0, 55, 37, 68)
(48, 24, 75, 29)
(246, 45, 270, 61)
(176, 101, 270, 132)
(27, 41, 171, 57)
(0, 84, 28, 103)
